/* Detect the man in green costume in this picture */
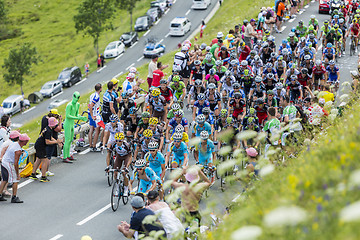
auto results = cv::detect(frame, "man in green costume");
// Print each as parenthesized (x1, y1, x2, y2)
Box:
(63, 91, 87, 163)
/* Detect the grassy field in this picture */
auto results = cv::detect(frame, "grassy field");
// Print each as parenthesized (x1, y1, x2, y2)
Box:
(0, 0, 153, 102)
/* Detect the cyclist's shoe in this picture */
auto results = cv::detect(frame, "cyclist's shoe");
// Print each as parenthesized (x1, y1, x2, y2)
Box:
(29, 173, 38, 180)
(104, 166, 111, 172)
(90, 147, 101, 152)
(40, 176, 50, 182)
(68, 155, 76, 161)
(130, 191, 136, 195)
(36, 169, 41, 175)
(123, 187, 129, 197)
(0, 195, 7, 201)
(46, 171, 55, 177)
(63, 158, 73, 164)
(11, 196, 23, 203)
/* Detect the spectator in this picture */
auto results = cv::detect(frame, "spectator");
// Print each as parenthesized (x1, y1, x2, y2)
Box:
(102, 81, 116, 124)
(152, 62, 168, 87)
(244, 19, 257, 48)
(117, 196, 166, 238)
(0, 133, 30, 203)
(147, 55, 158, 88)
(30, 117, 63, 182)
(276, 0, 286, 33)
(110, 78, 120, 114)
(84, 62, 90, 78)
(0, 115, 11, 149)
(88, 83, 103, 152)
(100, 54, 105, 67)
(147, 190, 184, 239)
(241, 20, 248, 41)
(97, 55, 101, 70)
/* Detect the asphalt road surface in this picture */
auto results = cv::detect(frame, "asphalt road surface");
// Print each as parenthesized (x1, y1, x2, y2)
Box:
(1, 2, 357, 240)
(10, 0, 219, 129)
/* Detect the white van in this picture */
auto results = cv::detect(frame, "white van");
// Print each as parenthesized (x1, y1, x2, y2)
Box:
(169, 17, 191, 36)
(191, 0, 211, 10)
(2, 95, 23, 116)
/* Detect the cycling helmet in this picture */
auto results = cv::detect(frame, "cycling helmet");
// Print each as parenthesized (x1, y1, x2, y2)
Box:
(248, 117, 255, 125)
(291, 27, 296, 32)
(215, 60, 222, 66)
(205, 53, 213, 61)
(109, 114, 118, 122)
(282, 39, 288, 44)
(149, 117, 159, 125)
(175, 124, 184, 133)
(255, 76, 262, 83)
(209, 68, 216, 75)
(254, 55, 260, 61)
(230, 59, 238, 66)
(334, 14, 339, 19)
(226, 117, 234, 125)
(241, 60, 248, 66)
(172, 132, 183, 140)
(197, 93, 206, 100)
(148, 141, 158, 150)
(330, 28, 335, 34)
(303, 46, 310, 52)
(301, 68, 308, 74)
(267, 73, 274, 79)
(233, 92, 242, 99)
(334, 24, 339, 29)
(208, 83, 216, 89)
(256, 98, 264, 104)
(151, 88, 161, 97)
(174, 110, 184, 117)
(200, 43, 207, 50)
(135, 159, 146, 168)
(249, 107, 256, 115)
(160, 79, 167, 85)
(194, 79, 203, 86)
(265, 62, 273, 68)
(275, 82, 283, 90)
(262, 42, 269, 48)
(244, 69, 250, 76)
(196, 114, 206, 124)
(250, 50, 256, 56)
(353, 19, 358, 24)
(288, 32, 295, 37)
(115, 132, 125, 141)
(142, 111, 150, 118)
(304, 54, 311, 60)
(200, 130, 209, 140)
(129, 106, 136, 114)
(326, 43, 333, 48)
(143, 129, 153, 138)
(224, 70, 232, 77)
(298, 20, 303, 25)
(220, 45, 227, 51)
(324, 20, 329, 25)
(121, 91, 128, 98)
(268, 36, 275, 42)
(129, 67, 137, 74)
(220, 109, 228, 117)
(173, 75, 181, 82)
(233, 82, 241, 89)
(173, 65, 181, 73)
(171, 103, 181, 111)
(264, 29, 270, 35)
(300, 37, 306, 42)
(315, 60, 322, 66)
(202, 107, 211, 114)
(329, 60, 335, 65)
(240, 41, 246, 47)
(270, 52, 277, 58)
(267, 90, 274, 95)
(230, 52, 237, 59)
(310, 15, 315, 19)
(308, 33, 315, 39)
(290, 74, 297, 81)
(194, 60, 201, 66)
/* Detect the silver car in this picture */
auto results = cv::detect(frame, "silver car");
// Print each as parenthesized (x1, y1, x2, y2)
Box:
(40, 80, 63, 98)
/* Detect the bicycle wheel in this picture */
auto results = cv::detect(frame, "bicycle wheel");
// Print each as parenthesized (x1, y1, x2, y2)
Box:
(107, 170, 114, 186)
(122, 182, 129, 205)
(111, 180, 121, 211)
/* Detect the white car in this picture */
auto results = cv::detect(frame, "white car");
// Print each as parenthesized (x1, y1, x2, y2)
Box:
(104, 41, 125, 59)
(191, 0, 211, 10)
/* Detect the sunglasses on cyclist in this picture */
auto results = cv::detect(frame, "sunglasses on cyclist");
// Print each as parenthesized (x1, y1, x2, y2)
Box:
(116, 140, 123, 142)
(174, 140, 181, 143)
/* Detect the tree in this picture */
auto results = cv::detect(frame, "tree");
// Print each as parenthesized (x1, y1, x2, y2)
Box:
(74, 0, 115, 56)
(2, 43, 40, 95)
(0, 0, 6, 23)
(114, 0, 140, 31)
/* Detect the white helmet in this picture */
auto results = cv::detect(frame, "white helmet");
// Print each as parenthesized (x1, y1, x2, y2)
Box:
(200, 131, 209, 140)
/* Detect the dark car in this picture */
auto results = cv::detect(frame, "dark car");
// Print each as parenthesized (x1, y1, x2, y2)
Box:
(120, 32, 139, 47)
(147, 7, 162, 22)
(134, 15, 153, 32)
(57, 66, 82, 87)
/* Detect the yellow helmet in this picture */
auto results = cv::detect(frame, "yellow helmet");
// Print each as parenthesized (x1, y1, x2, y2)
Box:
(143, 129, 153, 138)
(149, 117, 159, 125)
(111, 78, 119, 85)
(115, 132, 125, 141)
(151, 88, 161, 97)
(240, 42, 245, 47)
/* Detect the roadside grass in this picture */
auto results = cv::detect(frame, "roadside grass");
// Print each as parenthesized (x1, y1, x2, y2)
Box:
(0, 0, 153, 101)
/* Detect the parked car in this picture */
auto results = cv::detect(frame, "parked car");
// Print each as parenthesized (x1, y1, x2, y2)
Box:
(120, 32, 139, 47)
(134, 15, 153, 32)
(40, 80, 62, 98)
(191, 0, 211, 10)
(169, 17, 192, 36)
(57, 66, 82, 87)
(319, 0, 330, 14)
(151, 0, 167, 12)
(47, 99, 68, 111)
(104, 41, 125, 59)
(147, 7, 162, 22)
(2, 95, 23, 116)
(143, 38, 165, 58)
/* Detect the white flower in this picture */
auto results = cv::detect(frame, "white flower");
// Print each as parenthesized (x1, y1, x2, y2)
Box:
(189, 137, 201, 146)
(255, 132, 267, 141)
(330, 109, 339, 115)
(328, 113, 337, 122)
(237, 130, 258, 140)
(324, 101, 333, 108)
(218, 145, 232, 156)
(340, 94, 349, 103)
(263, 206, 307, 227)
(233, 148, 243, 158)
(218, 159, 237, 175)
(339, 201, 360, 222)
(349, 169, 360, 187)
(313, 90, 319, 97)
(339, 102, 347, 107)
(231, 225, 263, 240)
(259, 164, 275, 177)
(304, 138, 311, 145)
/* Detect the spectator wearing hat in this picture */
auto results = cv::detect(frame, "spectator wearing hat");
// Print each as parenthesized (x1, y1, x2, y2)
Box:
(147, 190, 184, 239)
(171, 166, 210, 224)
(244, 19, 258, 49)
(0, 133, 30, 203)
(30, 117, 63, 182)
(117, 196, 166, 238)
(147, 55, 158, 88)
(245, 147, 259, 175)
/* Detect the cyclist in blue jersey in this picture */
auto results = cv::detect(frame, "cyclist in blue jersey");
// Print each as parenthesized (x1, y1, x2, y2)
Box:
(144, 141, 166, 182)
(166, 110, 189, 142)
(165, 132, 189, 169)
(193, 93, 210, 120)
(321, 43, 336, 63)
(192, 114, 212, 138)
(202, 107, 215, 134)
(195, 131, 216, 182)
(129, 159, 159, 195)
(325, 60, 340, 91)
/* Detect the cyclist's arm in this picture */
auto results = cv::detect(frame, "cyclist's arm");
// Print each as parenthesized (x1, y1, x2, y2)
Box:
(146, 179, 157, 194)
(103, 131, 110, 146)
(183, 152, 189, 167)
(165, 150, 171, 167)
(160, 163, 166, 181)
(166, 125, 171, 141)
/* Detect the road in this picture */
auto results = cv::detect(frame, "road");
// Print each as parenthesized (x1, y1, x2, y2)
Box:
(1, 2, 357, 240)
(11, 0, 220, 128)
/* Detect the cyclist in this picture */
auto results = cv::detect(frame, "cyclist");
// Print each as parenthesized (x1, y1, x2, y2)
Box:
(296, 20, 307, 38)
(287, 75, 303, 102)
(169, 75, 186, 105)
(134, 129, 155, 159)
(325, 60, 340, 90)
(130, 159, 159, 195)
(202, 107, 215, 131)
(205, 83, 222, 118)
(263, 73, 278, 92)
(319, 20, 331, 47)
(229, 92, 246, 123)
(193, 93, 210, 120)
(119, 91, 136, 125)
(250, 55, 264, 76)
(170, 124, 189, 146)
(159, 79, 173, 106)
(202, 53, 216, 74)
(254, 98, 268, 126)
(309, 15, 319, 32)
(346, 19, 360, 53)
(148, 117, 165, 152)
(188, 79, 206, 108)
(249, 76, 266, 105)
(214, 109, 228, 141)
(322, 43, 336, 63)
(312, 60, 327, 90)
(243, 117, 261, 149)
(189, 60, 205, 85)
(241, 69, 255, 97)
(166, 103, 181, 123)
(204, 68, 220, 91)
(192, 114, 212, 140)
(165, 132, 189, 169)
(134, 111, 150, 139)
(148, 88, 168, 122)
(103, 114, 124, 172)
(145, 141, 165, 183)
(213, 60, 227, 79)
(113, 132, 131, 196)
(242, 108, 259, 129)
(280, 96, 302, 148)
(273, 82, 286, 105)
(274, 55, 287, 79)
(166, 110, 189, 142)
(124, 107, 140, 137)
(195, 131, 216, 182)
(287, 32, 299, 54)
(263, 107, 281, 154)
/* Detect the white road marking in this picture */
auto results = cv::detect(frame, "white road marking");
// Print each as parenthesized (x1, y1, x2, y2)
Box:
(281, 26, 287, 32)
(154, 19, 161, 25)
(18, 179, 34, 189)
(79, 148, 90, 155)
(164, 8, 170, 15)
(289, 18, 295, 23)
(22, 106, 36, 114)
(51, 92, 63, 99)
(130, 42, 138, 49)
(75, 77, 87, 86)
(165, 32, 170, 38)
(304, 5, 309, 8)
(113, 71, 123, 78)
(158, 38, 164, 44)
(76, 204, 111, 226)
(137, 56, 144, 62)
(185, 9, 191, 16)
(115, 53, 123, 60)
(173, 0, 177, 3)
(96, 65, 107, 73)
(317, 44, 323, 52)
(143, 30, 150, 37)
(49, 234, 63, 240)
(126, 63, 135, 70)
